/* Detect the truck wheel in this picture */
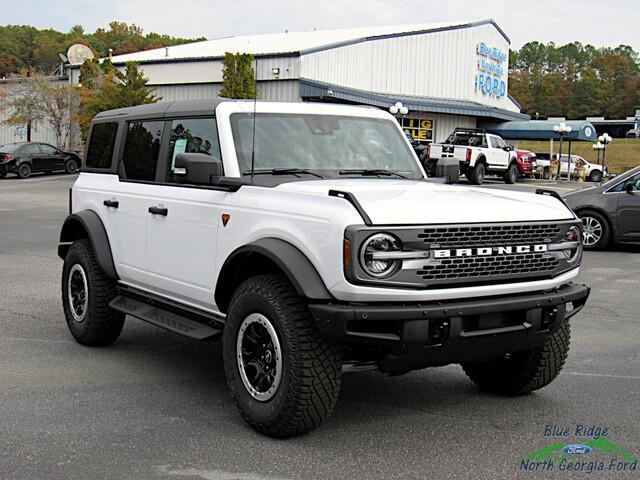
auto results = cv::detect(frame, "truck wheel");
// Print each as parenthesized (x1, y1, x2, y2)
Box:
(543, 167, 550, 179)
(504, 163, 518, 184)
(462, 319, 570, 396)
(223, 274, 342, 437)
(61, 239, 125, 346)
(578, 210, 610, 250)
(65, 158, 79, 174)
(17, 163, 31, 179)
(589, 169, 603, 182)
(467, 163, 485, 185)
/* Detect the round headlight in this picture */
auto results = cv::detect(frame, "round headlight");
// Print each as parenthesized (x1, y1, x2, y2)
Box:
(360, 233, 402, 278)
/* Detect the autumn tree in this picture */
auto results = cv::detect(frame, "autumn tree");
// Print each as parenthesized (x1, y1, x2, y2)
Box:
(219, 52, 257, 99)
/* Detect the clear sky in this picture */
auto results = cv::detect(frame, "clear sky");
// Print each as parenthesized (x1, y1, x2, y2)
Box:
(4, 0, 639, 50)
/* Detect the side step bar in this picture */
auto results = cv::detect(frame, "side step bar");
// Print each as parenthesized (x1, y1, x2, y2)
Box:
(109, 294, 222, 341)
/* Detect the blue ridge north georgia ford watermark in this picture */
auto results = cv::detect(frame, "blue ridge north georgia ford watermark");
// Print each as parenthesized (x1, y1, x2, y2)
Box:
(520, 425, 638, 475)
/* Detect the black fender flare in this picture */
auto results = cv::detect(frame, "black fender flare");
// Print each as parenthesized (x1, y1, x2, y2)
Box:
(58, 210, 118, 279)
(215, 238, 332, 312)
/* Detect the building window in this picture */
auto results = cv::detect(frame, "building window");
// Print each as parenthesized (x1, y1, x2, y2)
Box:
(399, 117, 434, 143)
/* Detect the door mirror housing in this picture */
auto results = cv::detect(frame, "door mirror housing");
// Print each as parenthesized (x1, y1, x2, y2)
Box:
(174, 153, 222, 185)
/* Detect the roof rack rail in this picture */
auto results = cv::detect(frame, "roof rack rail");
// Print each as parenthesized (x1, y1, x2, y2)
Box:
(453, 127, 486, 134)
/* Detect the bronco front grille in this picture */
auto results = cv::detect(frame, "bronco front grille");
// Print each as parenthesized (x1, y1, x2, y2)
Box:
(417, 224, 561, 248)
(417, 252, 560, 282)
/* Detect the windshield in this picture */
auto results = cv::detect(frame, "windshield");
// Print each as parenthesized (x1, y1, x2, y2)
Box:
(230, 113, 423, 178)
(603, 166, 640, 188)
(0, 143, 21, 154)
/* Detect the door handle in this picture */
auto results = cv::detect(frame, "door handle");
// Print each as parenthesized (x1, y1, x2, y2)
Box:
(148, 206, 168, 216)
(103, 199, 119, 208)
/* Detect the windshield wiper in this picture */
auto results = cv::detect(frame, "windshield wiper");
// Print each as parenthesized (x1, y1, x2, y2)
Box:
(243, 168, 324, 179)
(338, 169, 407, 178)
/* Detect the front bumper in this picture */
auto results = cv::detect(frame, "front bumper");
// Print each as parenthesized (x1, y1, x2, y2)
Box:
(310, 282, 590, 372)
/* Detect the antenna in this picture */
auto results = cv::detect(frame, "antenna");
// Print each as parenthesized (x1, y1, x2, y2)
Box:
(66, 44, 94, 65)
(250, 56, 258, 183)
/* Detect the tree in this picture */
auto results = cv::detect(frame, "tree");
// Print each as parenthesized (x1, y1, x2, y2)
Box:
(0, 71, 80, 147)
(78, 60, 158, 139)
(0, 72, 44, 141)
(219, 52, 257, 99)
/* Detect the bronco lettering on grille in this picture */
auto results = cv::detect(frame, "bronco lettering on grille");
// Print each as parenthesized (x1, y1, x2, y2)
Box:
(432, 244, 548, 259)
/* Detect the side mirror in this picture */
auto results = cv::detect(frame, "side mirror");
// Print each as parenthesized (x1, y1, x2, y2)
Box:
(174, 153, 222, 185)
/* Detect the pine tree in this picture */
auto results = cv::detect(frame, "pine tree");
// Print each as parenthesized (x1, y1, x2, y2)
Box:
(219, 52, 257, 99)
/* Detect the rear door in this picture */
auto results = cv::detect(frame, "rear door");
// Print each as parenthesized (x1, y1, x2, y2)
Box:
(22, 144, 44, 170)
(616, 172, 640, 241)
(100, 120, 165, 289)
(144, 116, 226, 311)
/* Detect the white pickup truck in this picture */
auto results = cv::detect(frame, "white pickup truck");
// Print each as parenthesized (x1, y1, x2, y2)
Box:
(424, 128, 519, 184)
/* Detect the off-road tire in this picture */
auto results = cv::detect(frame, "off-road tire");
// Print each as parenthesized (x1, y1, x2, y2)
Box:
(462, 319, 570, 396)
(61, 239, 124, 346)
(589, 169, 603, 182)
(65, 158, 79, 174)
(467, 162, 485, 185)
(223, 274, 342, 438)
(17, 163, 31, 179)
(504, 163, 518, 184)
(577, 209, 610, 250)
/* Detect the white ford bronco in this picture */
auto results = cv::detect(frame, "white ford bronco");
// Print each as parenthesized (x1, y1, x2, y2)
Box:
(425, 128, 519, 184)
(59, 100, 590, 437)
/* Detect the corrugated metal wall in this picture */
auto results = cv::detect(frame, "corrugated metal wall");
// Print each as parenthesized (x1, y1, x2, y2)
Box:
(152, 80, 300, 102)
(0, 77, 73, 148)
(300, 23, 516, 113)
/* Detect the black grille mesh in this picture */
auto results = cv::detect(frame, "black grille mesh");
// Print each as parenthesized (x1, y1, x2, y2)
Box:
(417, 224, 561, 247)
(418, 252, 559, 281)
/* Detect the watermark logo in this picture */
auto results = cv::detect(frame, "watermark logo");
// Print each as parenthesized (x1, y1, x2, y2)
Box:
(520, 425, 638, 474)
(562, 444, 593, 456)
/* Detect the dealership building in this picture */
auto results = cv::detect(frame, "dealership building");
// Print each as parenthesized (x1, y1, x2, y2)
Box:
(67, 19, 528, 144)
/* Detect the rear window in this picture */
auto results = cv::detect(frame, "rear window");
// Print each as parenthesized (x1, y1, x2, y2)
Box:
(120, 120, 163, 182)
(0, 143, 21, 154)
(86, 122, 119, 169)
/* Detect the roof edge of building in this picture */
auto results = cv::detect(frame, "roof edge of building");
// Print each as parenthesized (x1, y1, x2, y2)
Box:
(299, 78, 528, 121)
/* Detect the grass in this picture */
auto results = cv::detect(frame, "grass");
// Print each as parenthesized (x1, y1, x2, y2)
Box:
(515, 138, 640, 174)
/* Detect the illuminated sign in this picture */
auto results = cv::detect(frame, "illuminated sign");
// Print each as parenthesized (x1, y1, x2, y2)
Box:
(476, 42, 507, 99)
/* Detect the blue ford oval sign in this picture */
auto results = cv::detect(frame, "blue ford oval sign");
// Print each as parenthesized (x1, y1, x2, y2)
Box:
(563, 444, 592, 455)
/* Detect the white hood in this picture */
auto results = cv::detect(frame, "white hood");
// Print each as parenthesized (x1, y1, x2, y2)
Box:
(276, 179, 575, 224)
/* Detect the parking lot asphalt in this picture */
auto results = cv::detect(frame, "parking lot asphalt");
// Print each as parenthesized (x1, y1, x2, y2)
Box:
(1, 173, 639, 480)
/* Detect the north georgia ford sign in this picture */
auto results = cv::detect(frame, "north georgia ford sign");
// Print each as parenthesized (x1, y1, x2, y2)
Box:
(476, 42, 507, 99)
(433, 245, 548, 259)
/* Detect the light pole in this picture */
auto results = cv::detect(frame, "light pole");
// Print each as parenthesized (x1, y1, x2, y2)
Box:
(597, 133, 612, 173)
(592, 141, 604, 165)
(390, 101, 409, 138)
(553, 122, 572, 181)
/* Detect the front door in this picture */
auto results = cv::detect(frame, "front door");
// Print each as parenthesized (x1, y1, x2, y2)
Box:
(38, 144, 65, 170)
(616, 172, 640, 242)
(144, 116, 225, 311)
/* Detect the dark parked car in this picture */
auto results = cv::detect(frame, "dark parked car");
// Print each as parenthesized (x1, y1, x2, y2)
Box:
(564, 166, 640, 249)
(0, 142, 80, 179)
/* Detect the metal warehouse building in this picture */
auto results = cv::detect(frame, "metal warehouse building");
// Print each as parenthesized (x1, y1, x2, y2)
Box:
(68, 18, 527, 144)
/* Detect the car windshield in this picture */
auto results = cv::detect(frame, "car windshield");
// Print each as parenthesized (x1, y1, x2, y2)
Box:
(603, 166, 640, 188)
(0, 143, 21, 154)
(230, 113, 423, 179)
